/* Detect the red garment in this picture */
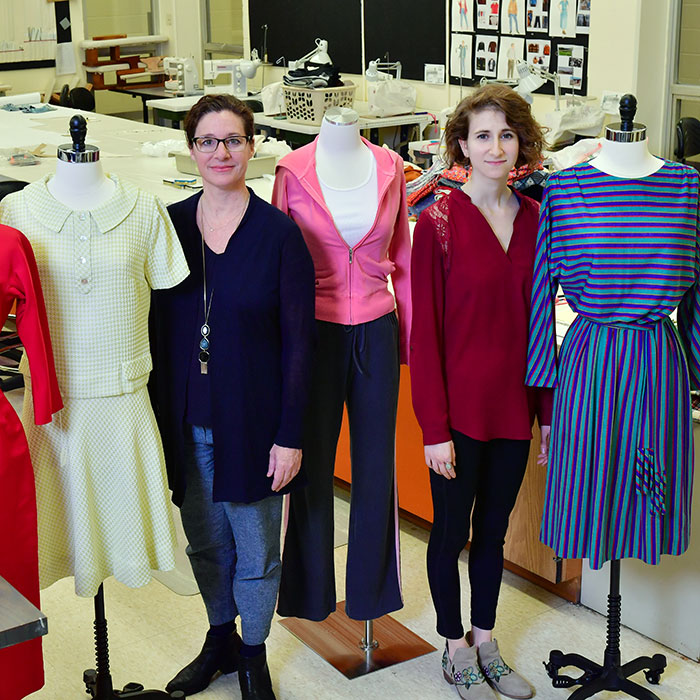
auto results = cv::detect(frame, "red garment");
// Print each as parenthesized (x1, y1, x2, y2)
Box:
(0, 224, 62, 700)
(409, 189, 552, 445)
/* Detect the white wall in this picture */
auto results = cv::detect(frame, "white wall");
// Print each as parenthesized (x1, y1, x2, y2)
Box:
(0, 0, 85, 99)
(0, 0, 202, 115)
(0, 0, 677, 153)
(581, 424, 700, 661)
(244, 0, 675, 155)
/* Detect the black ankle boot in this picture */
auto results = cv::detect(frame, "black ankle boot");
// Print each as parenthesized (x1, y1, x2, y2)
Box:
(238, 646, 276, 700)
(165, 630, 242, 696)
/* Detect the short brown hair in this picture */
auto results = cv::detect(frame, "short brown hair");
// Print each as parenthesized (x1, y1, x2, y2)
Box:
(444, 84, 546, 169)
(184, 94, 254, 147)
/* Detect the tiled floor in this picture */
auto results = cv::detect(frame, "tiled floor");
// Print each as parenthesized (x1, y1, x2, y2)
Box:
(4, 386, 698, 699)
(22, 503, 699, 700)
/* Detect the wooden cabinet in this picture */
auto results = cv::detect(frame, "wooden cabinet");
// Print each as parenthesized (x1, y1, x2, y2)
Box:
(503, 423, 581, 588)
(334, 367, 581, 597)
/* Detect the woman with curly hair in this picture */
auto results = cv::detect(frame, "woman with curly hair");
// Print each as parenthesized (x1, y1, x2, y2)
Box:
(410, 84, 552, 699)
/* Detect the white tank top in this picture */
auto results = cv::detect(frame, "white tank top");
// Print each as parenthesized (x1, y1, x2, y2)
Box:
(319, 159, 379, 249)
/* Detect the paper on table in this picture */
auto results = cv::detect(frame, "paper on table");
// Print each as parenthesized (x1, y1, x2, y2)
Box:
(56, 43, 77, 76)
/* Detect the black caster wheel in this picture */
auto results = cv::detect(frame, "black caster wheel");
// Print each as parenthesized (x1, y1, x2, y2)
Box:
(552, 676, 577, 689)
(544, 659, 561, 680)
(83, 669, 97, 695)
(121, 683, 145, 692)
(645, 669, 663, 685)
(169, 693, 186, 699)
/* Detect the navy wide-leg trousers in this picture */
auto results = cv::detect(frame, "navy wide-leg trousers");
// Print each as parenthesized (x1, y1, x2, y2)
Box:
(277, 311, 403, 621)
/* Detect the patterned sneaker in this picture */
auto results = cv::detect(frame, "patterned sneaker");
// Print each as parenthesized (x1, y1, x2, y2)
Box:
(477, 639, 533, 699)
(442, 643, 497, 699)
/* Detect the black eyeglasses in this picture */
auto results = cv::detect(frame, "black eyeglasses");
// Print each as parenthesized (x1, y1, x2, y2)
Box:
(192, 135, 252, 153)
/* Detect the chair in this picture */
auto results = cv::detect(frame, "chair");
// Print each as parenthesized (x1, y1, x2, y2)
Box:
(0, 179, 30, 202)
(56, 84, 96, 112)
(674, 117, 700, 172)
(68, 87, 96, 112)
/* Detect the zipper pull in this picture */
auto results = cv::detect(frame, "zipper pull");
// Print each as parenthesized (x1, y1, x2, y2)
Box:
(349, 248, 353, 264)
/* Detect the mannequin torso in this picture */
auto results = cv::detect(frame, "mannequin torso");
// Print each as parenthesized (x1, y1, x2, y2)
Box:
(315, 107, 379, 248)
(589, 137, 663, 179)
(315, 108, 375, 189)
(47, 158, 116, 210)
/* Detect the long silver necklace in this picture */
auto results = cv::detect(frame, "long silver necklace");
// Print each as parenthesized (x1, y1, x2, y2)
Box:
(199, 234, 214, 374)
(197, 193, 249, 374)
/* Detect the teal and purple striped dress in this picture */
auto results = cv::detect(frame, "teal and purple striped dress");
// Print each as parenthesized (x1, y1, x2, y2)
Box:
(526, 160, 699, 569)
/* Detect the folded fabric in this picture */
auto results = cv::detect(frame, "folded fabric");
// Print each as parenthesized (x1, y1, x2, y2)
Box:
(283, 63, 342, 89)
(408, 186, 454, 218)
(1, 103, 56, 113)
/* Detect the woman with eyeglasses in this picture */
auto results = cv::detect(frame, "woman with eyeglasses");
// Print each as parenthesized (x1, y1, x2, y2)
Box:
(149, 94, 315, 700)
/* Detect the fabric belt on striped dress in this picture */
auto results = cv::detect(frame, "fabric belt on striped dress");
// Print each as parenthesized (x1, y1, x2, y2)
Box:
(579, 314, 673, 516)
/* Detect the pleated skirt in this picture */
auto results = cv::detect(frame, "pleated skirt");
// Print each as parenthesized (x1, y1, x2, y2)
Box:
(542, 315, 694, 569)
(22, 383, 176, 597)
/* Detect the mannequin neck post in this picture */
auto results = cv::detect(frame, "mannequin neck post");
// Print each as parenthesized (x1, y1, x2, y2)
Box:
(590, 137, 664, 180)
(48, 158, 116, 210)
(316, 109, 374, 189)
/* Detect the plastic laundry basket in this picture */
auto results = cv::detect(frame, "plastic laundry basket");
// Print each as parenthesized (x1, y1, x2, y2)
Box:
(282, 81, 356, 126)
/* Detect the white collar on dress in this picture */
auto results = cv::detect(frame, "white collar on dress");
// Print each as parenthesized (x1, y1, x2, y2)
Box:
(23, 174, 139, 234)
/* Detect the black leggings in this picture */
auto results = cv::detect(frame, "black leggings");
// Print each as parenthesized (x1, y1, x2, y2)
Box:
(426, 429, 530, 638)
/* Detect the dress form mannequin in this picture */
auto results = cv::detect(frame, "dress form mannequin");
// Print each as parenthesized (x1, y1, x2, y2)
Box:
(315, 107, 374, 189)
(45, 116, 177, 700)
(315, 107, 383, 648)
(538, 93, 673, 700)
(275, 105, 423, 671)
(589, 94, 663, 179)
(47, 115, 115, 209)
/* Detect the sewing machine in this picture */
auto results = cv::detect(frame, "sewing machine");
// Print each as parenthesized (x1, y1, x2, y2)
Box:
(203, 51, 261, 97)
(163, 57, 199, 96)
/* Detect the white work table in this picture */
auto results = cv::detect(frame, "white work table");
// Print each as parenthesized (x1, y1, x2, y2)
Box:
(0, 105, 274, 204)
(0, 576, 47, 650)
(253, 110, 434, 136)
(145, 95, 433, 152)
(145, 94, 261, 129)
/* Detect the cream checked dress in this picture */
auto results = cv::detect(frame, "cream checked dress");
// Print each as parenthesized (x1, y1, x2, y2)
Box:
(0, 175, 189, 597)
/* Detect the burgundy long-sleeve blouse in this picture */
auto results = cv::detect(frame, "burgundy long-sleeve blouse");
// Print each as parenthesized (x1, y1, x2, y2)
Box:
(410, 188, 552, 446)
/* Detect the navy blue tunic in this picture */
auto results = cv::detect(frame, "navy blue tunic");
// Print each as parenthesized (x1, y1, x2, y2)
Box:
(149, 189, 316, 505)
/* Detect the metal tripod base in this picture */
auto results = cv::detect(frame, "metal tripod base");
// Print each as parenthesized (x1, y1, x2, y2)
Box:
(279, 600, 435, 679)
(83, 584, 184, 699)
(544, 560, 666, 700)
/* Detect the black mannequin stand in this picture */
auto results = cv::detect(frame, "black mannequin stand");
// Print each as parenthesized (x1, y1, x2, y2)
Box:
(83, 585, 184, 699)
(544, 560, 666, 700)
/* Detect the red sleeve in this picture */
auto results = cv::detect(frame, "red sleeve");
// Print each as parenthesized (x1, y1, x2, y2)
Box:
(536, 387, 553, 426)
(387, 155, 412, 365)
(409, 207, 451, 445)
(9, 229, 63, 424)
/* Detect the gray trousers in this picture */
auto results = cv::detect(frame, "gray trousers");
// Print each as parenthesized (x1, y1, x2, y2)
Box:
(180, 424, 283, 645)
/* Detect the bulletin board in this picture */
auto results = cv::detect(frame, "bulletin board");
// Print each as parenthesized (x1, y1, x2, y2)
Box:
(364, 0, 446, 82)
(249, 0, 363, 74)
(448, 0, 590, 96)
(0, 0, 60, 70)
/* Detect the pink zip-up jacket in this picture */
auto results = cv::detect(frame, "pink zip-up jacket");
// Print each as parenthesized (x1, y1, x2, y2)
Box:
(272, 137, 412, 364)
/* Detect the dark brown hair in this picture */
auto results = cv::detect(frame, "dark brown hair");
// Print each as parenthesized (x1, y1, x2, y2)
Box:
(444, 84, 546, 169)
(184, 94, 254, 146)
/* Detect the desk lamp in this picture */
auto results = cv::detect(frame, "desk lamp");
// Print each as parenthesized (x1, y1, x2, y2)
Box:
(514, 60, 561, 110)
(365, 58, 402, 81)
(288, 38, 331, 70)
